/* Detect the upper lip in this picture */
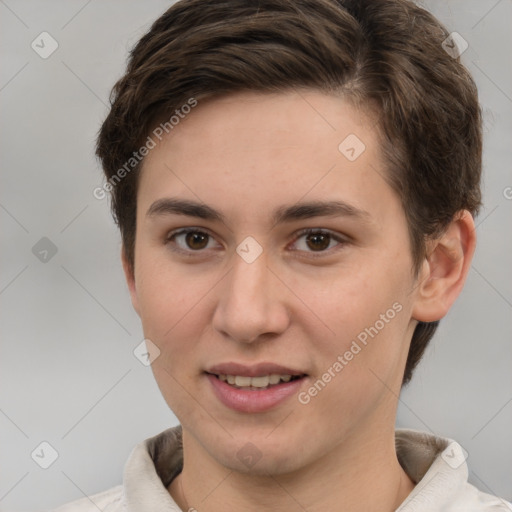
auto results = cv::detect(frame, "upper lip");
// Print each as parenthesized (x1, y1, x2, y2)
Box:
(206, 362, 307, 377)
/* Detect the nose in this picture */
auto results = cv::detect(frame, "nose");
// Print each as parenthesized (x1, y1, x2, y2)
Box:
(212, 247, 290, 344)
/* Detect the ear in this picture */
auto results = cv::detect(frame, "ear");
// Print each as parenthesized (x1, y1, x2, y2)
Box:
(121, 246, 140, 317)
(412, 210, 476, 323)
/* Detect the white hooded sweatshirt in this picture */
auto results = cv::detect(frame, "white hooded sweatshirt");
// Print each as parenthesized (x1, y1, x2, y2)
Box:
(51, 426, 511, 511)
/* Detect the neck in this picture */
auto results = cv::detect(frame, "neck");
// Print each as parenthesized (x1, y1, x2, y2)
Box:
(168, 422, 416, 512)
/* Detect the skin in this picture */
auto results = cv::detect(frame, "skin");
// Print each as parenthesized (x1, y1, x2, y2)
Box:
(122, 90, 476, 512)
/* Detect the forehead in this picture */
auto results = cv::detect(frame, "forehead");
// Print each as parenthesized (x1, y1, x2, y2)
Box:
(137, 90, 400, 227)
(147, 90, 376, 159)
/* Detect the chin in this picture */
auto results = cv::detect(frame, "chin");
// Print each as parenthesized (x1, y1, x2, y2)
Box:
(204, 428, 313, 476)
(226, 448, 306, 476)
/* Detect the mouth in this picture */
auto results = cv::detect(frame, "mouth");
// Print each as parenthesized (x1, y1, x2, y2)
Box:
(206, 372, 305, 390)
(204, 363, 308, 413)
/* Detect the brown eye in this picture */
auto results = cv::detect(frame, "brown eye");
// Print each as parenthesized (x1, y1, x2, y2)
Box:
(292, 229, 346, 255)
(184, 231, 209, 250)
(166, 228, 219, 254)
(305, 232, 331, 251)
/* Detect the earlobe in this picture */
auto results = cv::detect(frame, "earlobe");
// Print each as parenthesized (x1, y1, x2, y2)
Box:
(121, 246, 140, 316)
(412, 210, 476, 323)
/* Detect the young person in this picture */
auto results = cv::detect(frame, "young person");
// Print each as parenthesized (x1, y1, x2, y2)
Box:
(55, 0, 511, 510)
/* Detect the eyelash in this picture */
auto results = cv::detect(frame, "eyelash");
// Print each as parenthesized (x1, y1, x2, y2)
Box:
(165, 227, 348, 258)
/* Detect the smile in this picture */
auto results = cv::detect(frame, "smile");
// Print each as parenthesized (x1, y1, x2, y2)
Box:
(210, 373, 304, 390)
(205, 366, 308, 413)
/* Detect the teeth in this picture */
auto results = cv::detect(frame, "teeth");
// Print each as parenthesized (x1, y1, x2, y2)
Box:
(249, 376, 270, 388)
(235, 376, 252, 387)
(217, 373, 299, 388)
(269, 374, 281, 384)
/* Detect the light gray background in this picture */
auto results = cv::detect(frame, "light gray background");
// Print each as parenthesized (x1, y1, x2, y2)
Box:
(1, 1, 511, 510)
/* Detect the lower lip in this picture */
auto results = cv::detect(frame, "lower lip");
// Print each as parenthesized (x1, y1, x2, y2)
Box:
(206, 374, 306, 413)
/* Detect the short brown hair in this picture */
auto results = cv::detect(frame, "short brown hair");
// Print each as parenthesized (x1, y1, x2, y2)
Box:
(96, 0, 482, 387)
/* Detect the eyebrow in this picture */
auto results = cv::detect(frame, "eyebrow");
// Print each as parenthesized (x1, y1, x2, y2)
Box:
(146, 197, 372, 225)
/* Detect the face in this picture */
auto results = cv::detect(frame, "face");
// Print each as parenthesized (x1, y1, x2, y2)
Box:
(125, 90, 422, 475)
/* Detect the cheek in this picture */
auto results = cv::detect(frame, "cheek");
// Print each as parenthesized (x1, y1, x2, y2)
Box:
(306, 259, 411, 386)
(316, 263, 405, 335)
(136, 259, 215, 420)
(134, 254, 206, 350)
(301, 297, 409, 434)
